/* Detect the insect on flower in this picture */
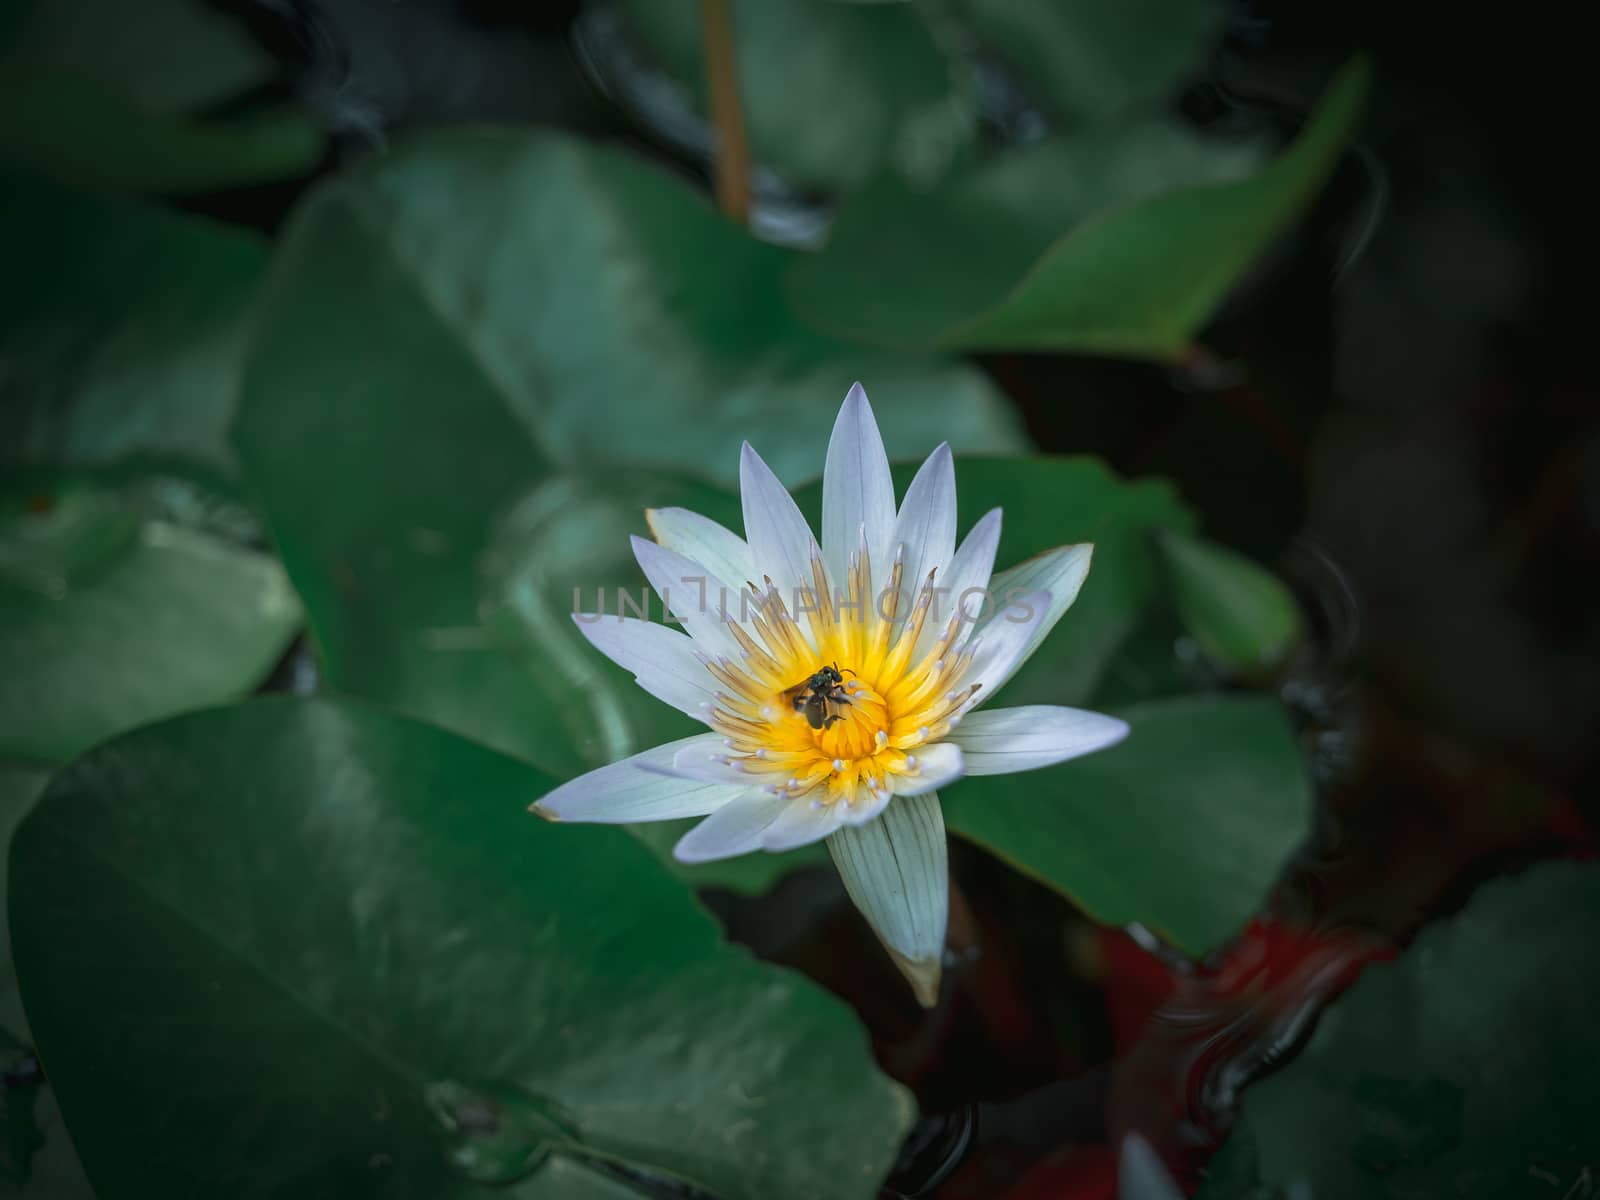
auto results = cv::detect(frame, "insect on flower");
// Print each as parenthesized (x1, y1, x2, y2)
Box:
(783, 662, 855, 730)
(534, 384, 1129, 1004)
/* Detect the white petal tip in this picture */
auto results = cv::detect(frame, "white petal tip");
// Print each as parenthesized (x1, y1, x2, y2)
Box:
(671, 833, 719, 865)
(529, 803, 560, 822)
(891, 950, 942, 1008)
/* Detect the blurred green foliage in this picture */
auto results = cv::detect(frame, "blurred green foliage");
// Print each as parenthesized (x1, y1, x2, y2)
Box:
(952, 0, 1224, 125)
(0, 171, 262, 477)
(0, 0, 323, 192)
(620, 0, 976, 191)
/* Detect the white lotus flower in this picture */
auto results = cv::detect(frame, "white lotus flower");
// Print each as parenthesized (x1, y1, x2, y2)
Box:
(534, 384, 1128, 1004)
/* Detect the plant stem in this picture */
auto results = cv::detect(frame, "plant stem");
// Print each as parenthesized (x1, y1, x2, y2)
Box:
(700, 0, 750, 224)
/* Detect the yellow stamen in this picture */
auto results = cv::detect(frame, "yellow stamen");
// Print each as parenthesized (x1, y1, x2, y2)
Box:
(681, 542, 971, 809)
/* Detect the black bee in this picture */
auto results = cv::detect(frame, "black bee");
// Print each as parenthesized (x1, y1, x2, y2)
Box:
(783, 663, 855, 730)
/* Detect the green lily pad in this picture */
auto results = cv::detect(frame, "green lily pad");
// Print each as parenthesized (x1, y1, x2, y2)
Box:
(789, 58, 1368, 358)
(1200, 861, 1600, 1199)
(9, 697, 914, 1198)
(616, 0, 975, 192)
(943, 57, 1371, 356)
(0, 478, 302, 763)
(942, 694, 1312, 955)
(787, 119, 1265, 349)
(0, 169, 266, 478)
(1159, 529, 1302, 673)
(239, 128, 1021, 489)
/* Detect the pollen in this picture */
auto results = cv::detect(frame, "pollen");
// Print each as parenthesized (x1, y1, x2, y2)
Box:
(701, 542, 977, 808)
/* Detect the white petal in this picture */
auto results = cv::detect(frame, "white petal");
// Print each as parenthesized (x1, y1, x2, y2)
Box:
(960, 543, 1093, 700)
(761, 798, 849, 851)
(740, 442, 822, 621)
(573, 614, 716, 720)
(887, 443, 956, 630)
(959, 588, 1052, 704)
(915, 506, 1001, 661)
(672, 789, 790, 863)
(667, 776, 850, 853)
(645, 507, 753, 597)
(822, 382, 895, 588)
(951, 705, 1129, 774)
(532, 735, 746, 823)
(656, 741, 758, 784)
(891, 741, 965, 796)
(836, 788, 892, 827)
(985, 542, 1092, 665)
(1118, 1135, 1185, 1200)
(630, 535, 742, 660)
(826, 791, 948, 1007)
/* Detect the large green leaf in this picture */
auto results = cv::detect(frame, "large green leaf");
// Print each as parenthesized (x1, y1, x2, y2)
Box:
(941, 57, 1370, 356)
(786, 120, 1264, 349)
(240, 128, 1021, 489)
(0, 0, 323, 193)
(616, 0, 975, 191)
(0, 169, 266, 478)
(9, 698, 914, 1198)
(232, 142, 770, 775)
(1200, 861, 1600, 1198)
(942, 695, 1312, 955)
(0, 478, 301, 763)
(952, 0, 1223, 126)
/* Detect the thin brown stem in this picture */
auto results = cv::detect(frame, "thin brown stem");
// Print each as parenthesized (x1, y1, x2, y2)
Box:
(700, 0, 750, 224)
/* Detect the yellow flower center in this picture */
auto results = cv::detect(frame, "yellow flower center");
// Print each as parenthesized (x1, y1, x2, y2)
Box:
(702, 544, 980, 809)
